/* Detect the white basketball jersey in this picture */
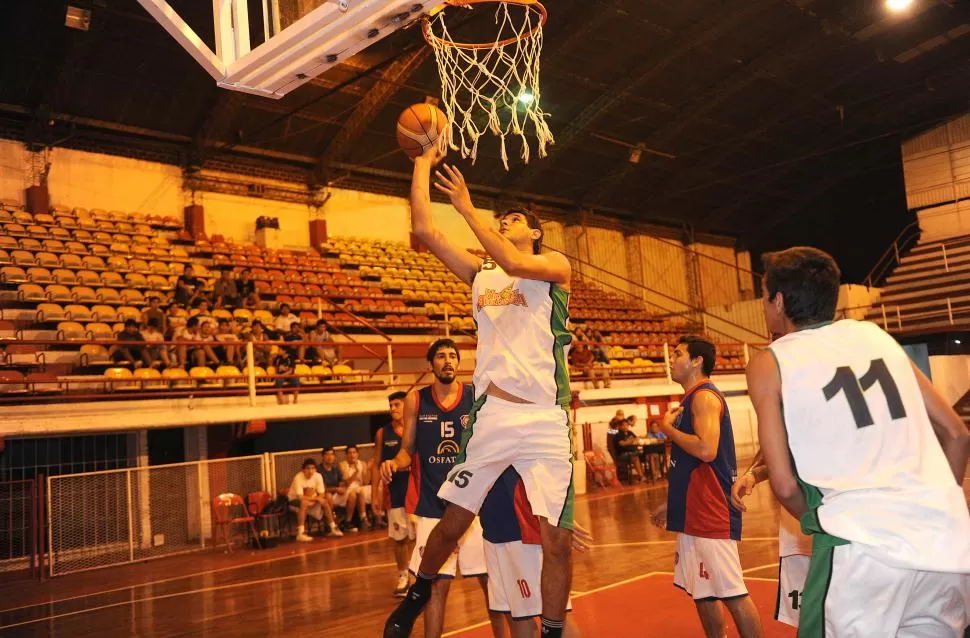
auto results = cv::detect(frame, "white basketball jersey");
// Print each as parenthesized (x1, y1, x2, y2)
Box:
(769, 319, 970, 573)
(471, 259, 571, 407)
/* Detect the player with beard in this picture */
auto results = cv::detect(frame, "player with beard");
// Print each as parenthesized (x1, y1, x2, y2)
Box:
(381, 339, 505, 638)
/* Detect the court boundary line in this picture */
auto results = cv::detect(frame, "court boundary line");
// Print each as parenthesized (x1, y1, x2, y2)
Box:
(742, 562, 779, 574)
(442, 570, 781, 637)
(0, 562, 395, 630)
(590, 536, 778, 549)
(0, 534, 389, 614)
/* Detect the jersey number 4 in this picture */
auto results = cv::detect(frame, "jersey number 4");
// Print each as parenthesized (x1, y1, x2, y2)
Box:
(822, 358, 906, 429)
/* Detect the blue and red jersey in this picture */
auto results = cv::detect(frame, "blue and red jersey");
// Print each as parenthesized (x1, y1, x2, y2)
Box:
(666, 380, 741, 541)
(380, 422, 409, 509)
(479, 466, 541, 545)
(406, 383, 474, 519)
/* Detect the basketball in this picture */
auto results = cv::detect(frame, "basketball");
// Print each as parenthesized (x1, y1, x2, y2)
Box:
(396, 103, 448, 158)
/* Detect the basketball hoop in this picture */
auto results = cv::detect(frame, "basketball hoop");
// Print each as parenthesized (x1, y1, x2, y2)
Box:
(422, 0, 553, 169)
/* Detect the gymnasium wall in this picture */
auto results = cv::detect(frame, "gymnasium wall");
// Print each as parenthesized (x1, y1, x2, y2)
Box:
(902, 113, 970, 240)
(0, 139, 25, 204)
(928, 355, 970, 406)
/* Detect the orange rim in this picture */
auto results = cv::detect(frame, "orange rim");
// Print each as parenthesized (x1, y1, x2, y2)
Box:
(423, 0, 547, 50)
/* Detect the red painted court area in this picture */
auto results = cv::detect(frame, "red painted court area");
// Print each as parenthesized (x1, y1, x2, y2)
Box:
(447, 574, 796, 638)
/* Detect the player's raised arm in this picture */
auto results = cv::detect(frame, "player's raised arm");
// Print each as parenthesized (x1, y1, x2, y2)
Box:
(746, 349, 807, 519)
(381, 390, 418, 482)
(411, 147, 482, 285)
(434, 164, 570, 285)
(910, 361, 970, 484)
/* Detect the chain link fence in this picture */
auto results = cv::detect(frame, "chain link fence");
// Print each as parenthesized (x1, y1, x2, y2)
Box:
(269, 444, 375, 495)
(48, 456, 266, 576)
(0, 479, 38, 578)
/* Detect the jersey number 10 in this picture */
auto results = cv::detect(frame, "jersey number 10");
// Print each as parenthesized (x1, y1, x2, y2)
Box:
(822, 358, 906, 429)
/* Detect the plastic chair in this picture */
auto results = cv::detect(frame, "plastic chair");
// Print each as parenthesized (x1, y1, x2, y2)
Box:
(212, 493, 261, 553)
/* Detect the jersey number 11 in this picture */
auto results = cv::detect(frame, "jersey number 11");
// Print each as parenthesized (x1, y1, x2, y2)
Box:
(822, 358, 906, 429)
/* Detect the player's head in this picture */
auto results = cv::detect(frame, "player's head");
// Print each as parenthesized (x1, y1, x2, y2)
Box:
(426, 338, 460, 384)
(761, 247, 841, 334)
(346, 444, 359, 463)
(387, 391, 407, 422)
(321, 447, 335, 465)
(496, 208, 542, 254)
(301, 457, 317, 478)
(671, 335, 716, 384)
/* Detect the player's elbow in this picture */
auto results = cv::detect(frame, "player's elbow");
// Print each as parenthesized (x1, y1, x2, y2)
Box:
(769, 475, 800, 502)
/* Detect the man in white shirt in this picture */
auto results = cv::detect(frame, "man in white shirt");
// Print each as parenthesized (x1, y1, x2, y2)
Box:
(339, 445, 372, 532)
(274, 304, 300, 335)
(288, 458, 341, 542)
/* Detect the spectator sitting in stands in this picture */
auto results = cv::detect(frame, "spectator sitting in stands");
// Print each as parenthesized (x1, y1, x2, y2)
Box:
(647, 419, 666, 441)
(176, 316, 218, 369)
(175, 264, 205, 307)
(213, 318, 239, 365)
(569, 342, 596, 388)
(274, 304, 300, 335)
(191, 299, 214, 325)
(248, 320, 271, 368)
(590, 333, 612, 388)
(339, 444, 372, 531)
(284, 321, 304, 361)
(306, 319, 340, 366)
(289, 458, 341, 542)
(274, 346, 299, 405)
(238, 269, 259, 303)
(212, 269, 239, 309)
(165, 303, 185, 336)
(141, 318, 171, 368)
(615, 417, 646, 483)
(142, 296, 166, 335)
(109, 319, 153, 368)
(242, 293, 259, 311)
(321, 447, 356, 533)
(644, 419, 668, 480)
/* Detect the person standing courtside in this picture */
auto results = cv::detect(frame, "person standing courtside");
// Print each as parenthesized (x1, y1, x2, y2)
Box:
(380, 339, 505, 638)
(375, 392, 417, 597)
(747, 247, 969, 637)
(385, 145, 574, 638)
(651, 335, 764, 638)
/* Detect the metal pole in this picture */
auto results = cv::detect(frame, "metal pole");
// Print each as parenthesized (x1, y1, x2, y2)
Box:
(198, 465, 206, 549)
(943, 244, 949, 272)
(663, 343, 672, 384)
(881, 304, 888, 330)
(386, 344, 395, 387)
(246, 342, 256, 407)
(30, 478, 37, 580)
(947, 298, 953, 325)
(896, 306, 902, 330)
(45, 475, 52, 579)
(742, 343, 750, 366)
(126, 470, 135, 563)
(444, 306, 450, 337)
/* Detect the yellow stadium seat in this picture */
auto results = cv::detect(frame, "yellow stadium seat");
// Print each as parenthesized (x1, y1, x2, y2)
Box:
(65, 304, 93, 322)
(133, 368, 165, 389)
(190, 366, 220, 387)
(162, 367, 193, 388)
(295, 363, 318, 385)
(17, 283, 45, 302)
(57, 321, 87, 340)
(216, 365, 246, 388)
(79, 344, 110, 364)
(91, 304, 118, 323)
(86, 322, 114, 340)
(53, 268, 78, 285)
(29, 268, 55, 284)
(36, 303, 66, 322)
(117, 306, 141, 321)
(1, 266, 27, 283)
(253, 366, 273, 387)
(45, 284, 72, 302)
(104, 367, 139, 391)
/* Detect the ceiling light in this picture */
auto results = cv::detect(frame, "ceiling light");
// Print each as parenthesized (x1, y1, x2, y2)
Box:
(955, 339, 962, 345)
(517, 91, 535, 105)
(886, 0, 913, 12)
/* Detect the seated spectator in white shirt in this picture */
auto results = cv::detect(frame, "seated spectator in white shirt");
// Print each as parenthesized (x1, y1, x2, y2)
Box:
(274, 304, 300, 335)
(141, 318, 171, 368)
(288, 458, 341, 542)
(307, 319, 340, 366)
(339, 445, 372, 531)
(213, 318, 239, 366)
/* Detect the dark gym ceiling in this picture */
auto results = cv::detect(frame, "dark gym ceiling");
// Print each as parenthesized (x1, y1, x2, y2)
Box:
(3, 0, 970, 280)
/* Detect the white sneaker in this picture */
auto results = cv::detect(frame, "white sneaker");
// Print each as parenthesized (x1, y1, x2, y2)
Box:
(394, 572, 409, 597)
(296, 533, 313, 542)
(330, 527, 344, 537)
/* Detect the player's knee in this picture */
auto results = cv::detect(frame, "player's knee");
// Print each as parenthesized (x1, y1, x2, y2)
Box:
(542, 526, 572, 561)
(436, 506, 475, 542)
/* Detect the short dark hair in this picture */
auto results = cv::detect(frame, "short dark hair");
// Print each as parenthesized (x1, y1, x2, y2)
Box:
(496, 207, 543, 254)
(388, 391, 407, 403)
(218, 318, 229, 326)
(321, 447, 334, 455)
(426, 338, 460, 363)
(124, 318, 138, 328)
(346, 444, 358, 453)
(761, 247, 841, 327)
(302, 457, 316, 469)
(186, 316, 199, 328)
(678, 335, 716, 376)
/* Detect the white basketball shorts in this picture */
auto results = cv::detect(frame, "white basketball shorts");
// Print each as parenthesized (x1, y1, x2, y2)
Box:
(799, 542, 969, 638)
(484, 540, 572, 619)
(387, 506, 416, 542)
(775, 553, 810, 628)
(673, 533, 748, 600)
(409, 515, 487, 579)
(437, 395, 574, 529)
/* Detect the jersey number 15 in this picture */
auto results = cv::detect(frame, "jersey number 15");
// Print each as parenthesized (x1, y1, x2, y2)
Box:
(823, 358, 906, 429)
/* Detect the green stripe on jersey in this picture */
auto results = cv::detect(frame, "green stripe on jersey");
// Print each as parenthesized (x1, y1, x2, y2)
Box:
(455, 394, 487, 466)
(549, 283, 572, 406)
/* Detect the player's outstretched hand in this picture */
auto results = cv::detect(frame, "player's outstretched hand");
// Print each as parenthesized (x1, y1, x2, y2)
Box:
(572, 521, 593, 553)
(380, 459, 398, 484)
(730, 473, 756, 512)
(650, 503, 667, 529)
(433, 164, 474, 212)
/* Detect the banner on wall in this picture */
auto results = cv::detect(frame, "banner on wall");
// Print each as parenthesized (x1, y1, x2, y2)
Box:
(902, 343, 931, 380)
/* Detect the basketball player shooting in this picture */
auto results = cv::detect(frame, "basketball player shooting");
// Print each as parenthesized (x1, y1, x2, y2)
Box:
(385, 145, 575, 638)
(746, 247, 970, 637)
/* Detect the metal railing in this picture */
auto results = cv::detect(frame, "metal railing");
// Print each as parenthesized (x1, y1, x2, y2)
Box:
(863, 221, 920, 288)
(268, 443, 376, 496)
(0, 477, 44, 580)
(47, 455, 265, 576)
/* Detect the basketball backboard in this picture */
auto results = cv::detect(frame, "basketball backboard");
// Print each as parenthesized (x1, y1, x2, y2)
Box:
(137, 0, 443, 99)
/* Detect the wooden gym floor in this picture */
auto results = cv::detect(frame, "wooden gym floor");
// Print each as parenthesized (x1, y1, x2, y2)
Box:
(2, 475, 967, 637)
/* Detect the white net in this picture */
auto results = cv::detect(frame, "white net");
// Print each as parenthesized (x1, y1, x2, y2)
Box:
(424, 1, 553, 169)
